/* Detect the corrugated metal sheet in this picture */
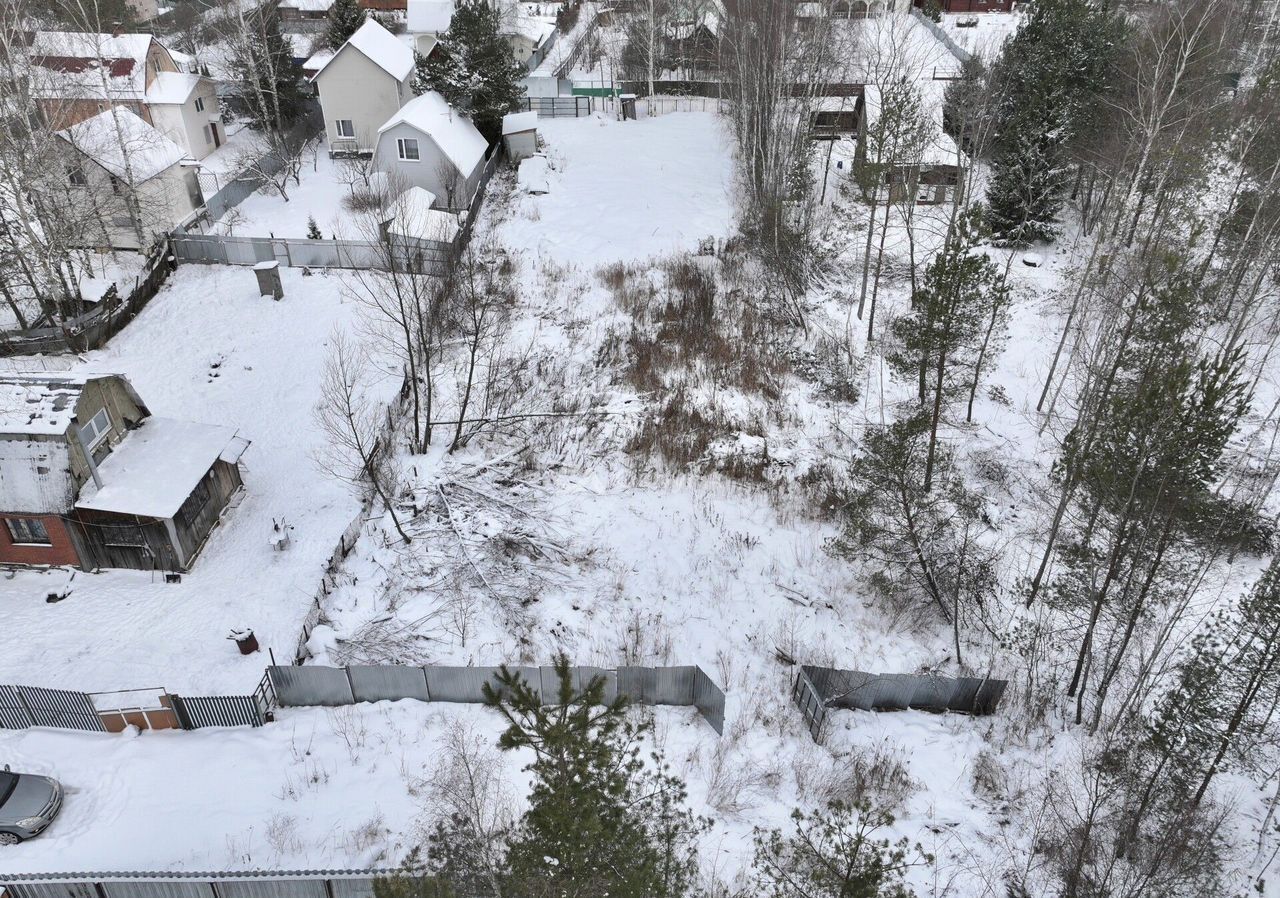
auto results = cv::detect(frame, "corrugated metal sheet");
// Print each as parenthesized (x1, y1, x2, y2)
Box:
(0, 683, 35, 729)
(327, 879, 376, 898)
(102, 881, 215, 898)
(215, 880, 327, 898)
(346, 666, 429, 703)
(3, 882, 99, 898)
(268, 666, 354, 707)
(424, 666, 501, 703)
(171, 694, 264, 729)
(18, 685, 105, 731)
(692, 666, 724, 735)
(797, 665, 1009, 723)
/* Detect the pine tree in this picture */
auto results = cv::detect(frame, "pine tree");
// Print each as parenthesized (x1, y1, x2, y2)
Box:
(231, 4, 308, 130)
(412, 0, 526, 141)
(889, 206, 1010, 490)
(483, 654, 706, 898)
(984, 0, 1123, 246)
(326, 0, 367, 51)
(752, 800, 926, 898)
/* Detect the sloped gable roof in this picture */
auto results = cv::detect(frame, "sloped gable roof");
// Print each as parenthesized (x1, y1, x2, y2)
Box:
(313, 20, 415, 83)
(59, 107, 187, 184)
(378, 90, 488, 173)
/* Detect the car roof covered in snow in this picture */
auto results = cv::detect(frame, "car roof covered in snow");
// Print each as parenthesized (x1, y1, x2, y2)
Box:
(145, 70, 202, 105)
(58, 107, 187, 184)
(74, 417, 246, 519)
(502, 111, 537, 135)
(314, 19, 415, 83)
(379, 90, 488, 174)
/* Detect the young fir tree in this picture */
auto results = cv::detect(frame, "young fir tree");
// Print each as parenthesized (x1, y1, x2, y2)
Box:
(752, 800, 926, 898)
(326, 0, 367, 51)
(889, 206, 1010, 491)
(306, 215, 323, 240)
(412, 1, 526, 141)
(483, 654, 706, 898)
(984, 0, 1122, 245)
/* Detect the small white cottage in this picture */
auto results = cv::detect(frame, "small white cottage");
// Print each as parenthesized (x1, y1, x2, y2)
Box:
(372, 91, 490, 210)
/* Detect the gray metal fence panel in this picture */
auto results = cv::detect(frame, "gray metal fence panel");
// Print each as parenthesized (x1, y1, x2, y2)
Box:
(648, 665, 696, 705)
(269, 666, 355, 706)
(347, 666, 430, 703)
(17, 685, 104, 731)
(692, 666, 725, 735)
(3, 883, 100, 898)
(215, 880, 328, 898)
(570, 666, 617, 704)
(172, 694, 265, 729)
(973, 678, 1007, 715)
(327, 879, 377, 898)
(102, 882, 215, 898)
(615, 667, 645, 703)
(424, 665, 501, 703)
(0, 683, 35, 729)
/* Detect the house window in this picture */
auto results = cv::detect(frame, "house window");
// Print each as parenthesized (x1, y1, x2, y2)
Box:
(78, 407, 112, 449)
(109, 174, 123, 195)
(335, 119, 355, 139)
(194, 96, 205, 113)
(203, 124, 213, 145)
(397, 138, 420, 161)
(68, 166, 87, 187)
(101, 523, 148, 547)
(6, 517, 51, 545)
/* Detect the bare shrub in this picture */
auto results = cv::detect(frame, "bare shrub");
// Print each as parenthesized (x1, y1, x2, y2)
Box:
(265, 813, 303, 858)
(821, 741, 918, 811)
(704, 742, 782, 817)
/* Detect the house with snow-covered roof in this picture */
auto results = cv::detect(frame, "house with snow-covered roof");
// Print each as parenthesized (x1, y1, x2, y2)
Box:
(0, 373, 249, 572)
(371, 90, 490, 209)
(312, 19, 417, 154)
(26, 30, 224, 158)
(56, 107, 203, 250)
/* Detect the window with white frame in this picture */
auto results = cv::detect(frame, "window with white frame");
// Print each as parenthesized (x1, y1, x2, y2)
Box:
(6, 518, 50, 545)
(335, 119, 355, 138)
(78, 407, 112, 449)
(397, 138, 420, 161)
(194, 96, 205, 113)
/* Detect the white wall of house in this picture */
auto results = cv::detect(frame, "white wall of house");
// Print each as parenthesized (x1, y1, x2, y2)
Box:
(68, 158, 200, 251)
(373, 121, 484, 209)
(149, 80, 222, 160)
(315, 49, 412, 154)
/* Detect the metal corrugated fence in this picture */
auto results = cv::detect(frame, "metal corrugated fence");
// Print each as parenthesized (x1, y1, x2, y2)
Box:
(0, 871, 390, 898)
(792, 665, 1008, 744)
(268, 664, 725, 734)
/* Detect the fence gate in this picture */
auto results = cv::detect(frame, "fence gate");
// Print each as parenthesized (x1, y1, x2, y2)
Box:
(791, 669, 827, 743)
(17, 685, 105, 731)
(171, 694, 266, 729)
(0, 684, 35, 729)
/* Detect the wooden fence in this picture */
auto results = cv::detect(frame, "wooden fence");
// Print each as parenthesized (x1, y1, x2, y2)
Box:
(0, 240, 174, 357)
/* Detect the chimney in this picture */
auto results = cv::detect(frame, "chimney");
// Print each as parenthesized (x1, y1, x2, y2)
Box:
(111, 21, 122, 37)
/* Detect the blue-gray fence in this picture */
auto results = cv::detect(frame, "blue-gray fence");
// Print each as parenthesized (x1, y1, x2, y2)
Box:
(792, 664, 1007, 743)
(0, 870, 393, 898)
(269, 663, 725, 734)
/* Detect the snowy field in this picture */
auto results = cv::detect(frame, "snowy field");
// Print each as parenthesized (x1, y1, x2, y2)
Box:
(938, 11, 1022, 60)
(500, 112, 736, 265)
(212, 140, 357, 240)
(0, 264, 388, 695)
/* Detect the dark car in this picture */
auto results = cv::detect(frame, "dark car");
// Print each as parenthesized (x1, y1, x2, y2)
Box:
(0, 767, 63, 844)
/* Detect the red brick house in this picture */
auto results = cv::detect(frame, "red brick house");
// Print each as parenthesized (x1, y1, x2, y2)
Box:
(0, 373, 249, 571)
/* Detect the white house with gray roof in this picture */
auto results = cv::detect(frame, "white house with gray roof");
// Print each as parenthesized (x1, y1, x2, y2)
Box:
(311, 20, 417, 155)
(372, 90, 490, 210)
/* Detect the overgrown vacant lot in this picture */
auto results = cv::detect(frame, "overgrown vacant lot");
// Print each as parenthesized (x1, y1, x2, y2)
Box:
(0, 265, 391, 694)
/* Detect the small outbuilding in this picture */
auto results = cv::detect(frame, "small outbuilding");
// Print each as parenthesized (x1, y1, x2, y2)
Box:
(502, 111, 538, 162)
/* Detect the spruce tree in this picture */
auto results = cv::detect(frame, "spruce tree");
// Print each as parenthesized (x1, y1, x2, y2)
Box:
(326, 0, 367, 51)
(984, 0, 1123, 245)
(231, 4, 308, 130)
(483, 654, 705, 898)
(412, 0, 526, 141)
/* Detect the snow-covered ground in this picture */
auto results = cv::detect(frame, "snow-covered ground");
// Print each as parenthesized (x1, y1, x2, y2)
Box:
(502, 113, 736, 264)
(0, 264, 391, 695)
(210, 139, 354, 240)
(939, 10, 1022, 60)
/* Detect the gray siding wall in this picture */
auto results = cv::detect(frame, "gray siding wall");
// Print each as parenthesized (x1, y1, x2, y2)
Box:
(372, 121, 485, 210)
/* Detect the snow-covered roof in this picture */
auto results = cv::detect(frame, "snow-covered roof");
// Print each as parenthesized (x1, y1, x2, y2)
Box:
(378, 90, 488, 173)
(408, 0, 454, 33)
(145, 70, 202, 105)
(502, 110, 537, 135)
(0, 374, 91, 437)
(303, 49, 336, 73)
(75, 417, 245, 519)
(58, 107, 187, 184)
(281, 0, 335, 9)
(315, 19, 415, 82)
(385, 187, 461, 242)
(168, 47, 197, 72)
(838, 13, 964, 83)
(517, 154, 550, 194)
(28, 31, 161, 100)
(503, 11, 555, 45)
